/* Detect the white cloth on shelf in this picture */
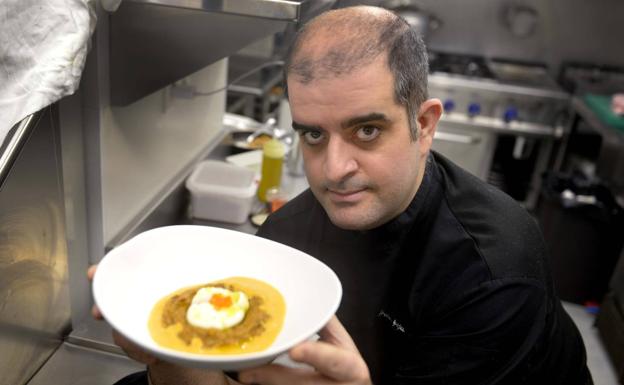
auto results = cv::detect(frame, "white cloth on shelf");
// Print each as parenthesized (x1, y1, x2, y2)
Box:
(0, 0, 96, 148)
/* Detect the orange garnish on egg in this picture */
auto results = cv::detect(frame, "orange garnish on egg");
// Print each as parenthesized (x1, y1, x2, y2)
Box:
(209, 293, 233, 310)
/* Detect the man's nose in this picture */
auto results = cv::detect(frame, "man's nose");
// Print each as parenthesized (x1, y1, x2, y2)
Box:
(323, 137, 358, 183)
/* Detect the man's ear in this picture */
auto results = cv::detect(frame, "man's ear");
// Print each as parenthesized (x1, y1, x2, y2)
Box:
(417, 99, 443, 155)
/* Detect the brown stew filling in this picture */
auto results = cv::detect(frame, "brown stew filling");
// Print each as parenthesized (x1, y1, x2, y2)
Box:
(161, 283, 270, 348)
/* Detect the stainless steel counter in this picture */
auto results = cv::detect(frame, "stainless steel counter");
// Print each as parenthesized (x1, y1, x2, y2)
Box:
(27, 343, 144, 385)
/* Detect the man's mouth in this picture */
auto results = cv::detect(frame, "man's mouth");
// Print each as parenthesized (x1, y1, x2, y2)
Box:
(326, 188, 366, 203)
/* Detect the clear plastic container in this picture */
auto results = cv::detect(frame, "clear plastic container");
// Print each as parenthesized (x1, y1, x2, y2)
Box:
(186, 160, 256, 224)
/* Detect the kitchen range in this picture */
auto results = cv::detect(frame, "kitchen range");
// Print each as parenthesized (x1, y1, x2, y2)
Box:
(428, 51, 570, 208)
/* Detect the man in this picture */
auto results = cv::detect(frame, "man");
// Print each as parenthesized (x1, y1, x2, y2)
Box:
(104, 5, 591, 385)
(242, 5, 592, 385)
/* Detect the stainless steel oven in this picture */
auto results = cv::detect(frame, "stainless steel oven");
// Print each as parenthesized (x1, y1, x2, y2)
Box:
(427, 52, 570, 208)
(432, 125, 496, 181)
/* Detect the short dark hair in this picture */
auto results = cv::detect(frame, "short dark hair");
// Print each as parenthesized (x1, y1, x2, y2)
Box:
(285, 6, 429, 140)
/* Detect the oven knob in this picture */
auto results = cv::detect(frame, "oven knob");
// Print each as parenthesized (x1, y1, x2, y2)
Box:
(467, 103, 481, 117)
(443, 99, 455, 113)
(503, 107, 519, 123)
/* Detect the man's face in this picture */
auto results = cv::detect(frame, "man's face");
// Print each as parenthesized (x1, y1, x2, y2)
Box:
(288, 56, 431, 230)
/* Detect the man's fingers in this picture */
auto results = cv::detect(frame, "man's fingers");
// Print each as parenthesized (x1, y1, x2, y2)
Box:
(91, 304, 103, 320)
(318, 316, 359, 352)
(289, 341, 369, 382)
(87, 264, 97, 280)
(289, 316, 369, 382)
(239, 364, 322, 385)
(87, 265, 103, 320)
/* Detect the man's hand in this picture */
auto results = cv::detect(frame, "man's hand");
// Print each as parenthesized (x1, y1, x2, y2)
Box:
(87, 265, 103, 319)
(238, 316, 372, 385)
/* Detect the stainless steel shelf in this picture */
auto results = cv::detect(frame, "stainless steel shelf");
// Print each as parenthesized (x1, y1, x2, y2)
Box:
(110, 0, 334, 105)
(429, 72, 570, 101)
(128, 0, 304, 21)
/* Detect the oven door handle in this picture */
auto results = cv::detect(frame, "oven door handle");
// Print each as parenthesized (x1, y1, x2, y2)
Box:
(434, 131, 482, 144)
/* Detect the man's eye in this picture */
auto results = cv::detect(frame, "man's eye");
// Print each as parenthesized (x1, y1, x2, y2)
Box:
(301, 130, 325, 145)
(355, 125, 380, 141)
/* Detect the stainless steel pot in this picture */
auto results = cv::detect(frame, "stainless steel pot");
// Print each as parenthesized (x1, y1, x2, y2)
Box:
(383, 1, 441, 41)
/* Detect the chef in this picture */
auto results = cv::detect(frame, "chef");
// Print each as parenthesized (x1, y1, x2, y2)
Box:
(97, 5, 592, 385)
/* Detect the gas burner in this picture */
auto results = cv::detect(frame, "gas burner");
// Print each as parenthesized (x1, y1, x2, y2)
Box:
(488, 59, 559, 89)
(428, 51, 494, 79)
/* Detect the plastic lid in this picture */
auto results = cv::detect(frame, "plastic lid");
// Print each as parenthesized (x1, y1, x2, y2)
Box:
(186, 160, 256, 198)
(263, 138, 285, 159)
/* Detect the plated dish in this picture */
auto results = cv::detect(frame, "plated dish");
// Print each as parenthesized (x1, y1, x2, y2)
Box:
(93, 225, 341, 370)
(149, 276, 285, 355)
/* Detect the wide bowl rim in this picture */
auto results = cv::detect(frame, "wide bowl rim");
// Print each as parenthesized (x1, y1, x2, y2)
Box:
(93, 225, 342, 367)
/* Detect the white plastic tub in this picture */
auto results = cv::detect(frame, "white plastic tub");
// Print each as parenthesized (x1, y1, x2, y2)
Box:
(186, 160, 256, 224)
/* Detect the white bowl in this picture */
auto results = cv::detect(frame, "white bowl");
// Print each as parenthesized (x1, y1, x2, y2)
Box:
(93, 225, 342, 370)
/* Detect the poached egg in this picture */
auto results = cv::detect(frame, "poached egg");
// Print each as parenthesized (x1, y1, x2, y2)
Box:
(186, 286, 249, 330)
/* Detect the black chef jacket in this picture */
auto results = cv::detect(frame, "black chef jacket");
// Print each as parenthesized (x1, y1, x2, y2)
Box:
(256, 151, 592, 385)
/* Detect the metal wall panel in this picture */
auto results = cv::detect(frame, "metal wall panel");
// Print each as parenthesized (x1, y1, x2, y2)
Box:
(101, 59, 228, 247)
(0, 107, 71, 385)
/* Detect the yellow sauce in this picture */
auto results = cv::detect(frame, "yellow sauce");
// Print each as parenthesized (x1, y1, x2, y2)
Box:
(148, 276, 285, 355)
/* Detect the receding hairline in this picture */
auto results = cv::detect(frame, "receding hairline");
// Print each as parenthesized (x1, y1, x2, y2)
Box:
(286, 6, 410, 83)
(305, 5, 398, 28)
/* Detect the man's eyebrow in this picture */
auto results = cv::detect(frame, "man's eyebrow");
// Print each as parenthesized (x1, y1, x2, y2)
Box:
(291, 113, 390, 132)
(341, 113, 390, 129)
(292, 121, 322, 132)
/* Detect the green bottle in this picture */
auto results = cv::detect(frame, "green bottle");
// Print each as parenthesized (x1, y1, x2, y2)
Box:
(257, 139, 285, 202)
